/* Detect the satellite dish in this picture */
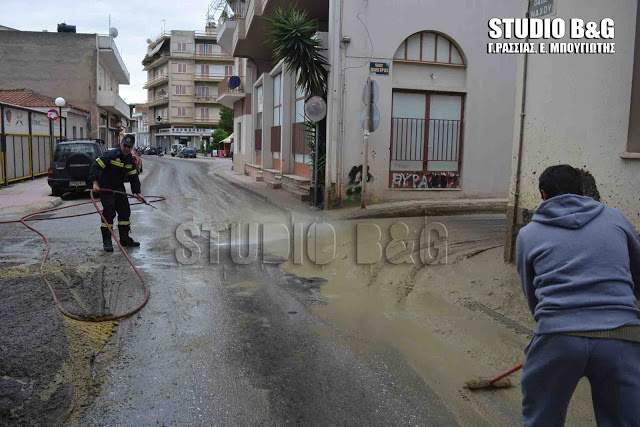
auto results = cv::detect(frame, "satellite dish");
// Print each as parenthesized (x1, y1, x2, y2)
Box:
(304, 96, 327, 123)
(228, 76, 241, 89)
(146, 38, 152, 44)
(109, 27, 118, 38)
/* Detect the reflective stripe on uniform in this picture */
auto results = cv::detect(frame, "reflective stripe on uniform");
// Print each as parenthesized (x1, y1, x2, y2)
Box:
(96, 158, 106, 168)
(118, 220, 131, 225)
(100, 223, 113, 228)
(127, 169, 137, 175)
(125, 164, 133, 169)
(110, 160, 124, 167)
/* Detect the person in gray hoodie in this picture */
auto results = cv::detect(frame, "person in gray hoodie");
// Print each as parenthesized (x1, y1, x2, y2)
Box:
(516, 164, 640, 427)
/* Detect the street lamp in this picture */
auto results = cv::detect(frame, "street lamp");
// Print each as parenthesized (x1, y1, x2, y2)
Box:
(54, 97, 66, 141)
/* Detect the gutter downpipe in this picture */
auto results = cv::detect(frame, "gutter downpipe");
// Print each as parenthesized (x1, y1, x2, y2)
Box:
(505, 9, 530, 263)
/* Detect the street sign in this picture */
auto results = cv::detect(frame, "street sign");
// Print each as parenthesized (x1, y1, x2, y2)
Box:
(529, 0, 553, 18)
(228, 76, 241, 89)
(361, 79, 380, 104)
(370, 62, 390, 75)
(360, 105, 380, 133)
(47, 109, 59, 121)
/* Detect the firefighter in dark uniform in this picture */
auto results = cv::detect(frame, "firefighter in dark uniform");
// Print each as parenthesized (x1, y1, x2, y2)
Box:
(89, 134, 146, 252)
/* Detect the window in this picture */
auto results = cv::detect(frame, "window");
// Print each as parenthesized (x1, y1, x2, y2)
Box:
(176, 42, 187, 52)
(225, 65, 234, 76)
(198, 64, 210, 77)
(177, 107, 186, 117)
(197, 86, 210, 97)
(175, 85, 186, 95)
(177, 63, 187, 73)
(273, 73, 282, 126)
(80, 127, 83, 138)
(394, 32, 464, 65)
(72, 126, 77, 138)
(390, 91, 464, 189)
(200, 108, 209, 118)
(256, 85, 263, 130)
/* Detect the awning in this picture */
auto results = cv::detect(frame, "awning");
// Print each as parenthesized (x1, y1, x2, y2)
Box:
(222, 133, 234, 144)
(148, 39, 167, 58)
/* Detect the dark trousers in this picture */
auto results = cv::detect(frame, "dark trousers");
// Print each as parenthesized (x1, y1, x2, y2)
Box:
(100, 190, 131, 229)
(522, 334, 640, 427)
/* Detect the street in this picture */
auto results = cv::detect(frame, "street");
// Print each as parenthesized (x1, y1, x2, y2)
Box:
(1, 157, 596, 426)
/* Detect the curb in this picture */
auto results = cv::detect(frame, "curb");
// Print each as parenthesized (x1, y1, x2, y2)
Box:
(343, 201, 507, 220)
(0, 196, 63, 216)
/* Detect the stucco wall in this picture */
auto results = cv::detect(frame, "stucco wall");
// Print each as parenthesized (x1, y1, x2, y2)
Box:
(0, 31, 98, 114)
(513, 0, 640, 228)
(334, 0, 519, 204)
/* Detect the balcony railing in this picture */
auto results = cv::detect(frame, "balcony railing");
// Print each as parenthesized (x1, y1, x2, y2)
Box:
(194, 116, 217, 123)
(144, 74, 169, 88)
(218, 76, 245, 97)
(194, 31, 217, 38)
(194, 51, 233, 59)
(147, 95, 169, 106)
(194, 74, 227, 81)
(194, 95, 218, 102)
(152, 116, 169, 125)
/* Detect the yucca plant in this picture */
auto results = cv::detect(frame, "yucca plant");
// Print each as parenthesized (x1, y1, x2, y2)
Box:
(265, 7, 328, 206)
(264, 7, 329, 97)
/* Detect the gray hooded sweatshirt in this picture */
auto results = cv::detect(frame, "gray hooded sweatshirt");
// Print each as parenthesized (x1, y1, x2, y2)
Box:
(517, 194, 640, 334)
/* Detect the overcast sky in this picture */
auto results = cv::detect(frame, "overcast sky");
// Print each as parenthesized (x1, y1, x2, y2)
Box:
(3, 0, 220, 104)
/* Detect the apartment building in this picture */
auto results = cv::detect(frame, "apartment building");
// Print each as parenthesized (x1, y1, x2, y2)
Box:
(0, 27, 131, 147)
(504, 0, 640, 261)
(217, 0, 520, 208)
(131, 104, 150, 148)
(143, 22, 234, 152)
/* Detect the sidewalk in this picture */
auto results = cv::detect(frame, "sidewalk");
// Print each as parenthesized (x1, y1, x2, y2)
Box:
(0, 177, 62, 216)
(210, 158, 507, 220)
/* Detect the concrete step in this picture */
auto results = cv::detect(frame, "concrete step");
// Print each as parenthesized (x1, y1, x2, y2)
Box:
(244, 163, 263, 179)
(284, 187, 310, 202)
(281, 174, 311, 191)
(264, 180, 282, 189)
(282, 181, 310, 198)
(263, 168, 281, 183)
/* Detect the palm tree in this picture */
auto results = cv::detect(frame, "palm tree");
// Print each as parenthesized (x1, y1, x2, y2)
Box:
(265, 7, 328, 206)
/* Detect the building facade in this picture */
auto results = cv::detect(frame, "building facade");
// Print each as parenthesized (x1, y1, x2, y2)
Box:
(143, 22, 234, 153)
(505, 0, 640, 261)
(130, 104, 150, 148)
(218, 0, 520, 207)
(0, 28, 131, 148)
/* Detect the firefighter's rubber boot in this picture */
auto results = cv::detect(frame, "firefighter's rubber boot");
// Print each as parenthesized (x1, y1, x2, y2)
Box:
(118, 225, 140, 247)
(101, 227, 114, 252)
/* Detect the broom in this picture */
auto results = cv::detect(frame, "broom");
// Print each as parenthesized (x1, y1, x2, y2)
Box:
(464, 363, 523, 390)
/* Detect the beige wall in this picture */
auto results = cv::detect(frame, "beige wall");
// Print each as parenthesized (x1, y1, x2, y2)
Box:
(506, 0, 640, 258)
(328, 0, 520, 205)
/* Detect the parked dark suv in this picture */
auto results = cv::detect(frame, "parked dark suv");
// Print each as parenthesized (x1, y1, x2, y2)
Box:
(48, 140, 105, 196)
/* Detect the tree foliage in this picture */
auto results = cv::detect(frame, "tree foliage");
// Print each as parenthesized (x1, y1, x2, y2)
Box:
(219, 106, 234, 134)
(264, 7, 329, 98)
(213, 129, 229, 145)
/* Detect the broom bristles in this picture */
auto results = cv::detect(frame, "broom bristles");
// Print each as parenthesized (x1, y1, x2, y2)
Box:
(463, 377, 514, 390)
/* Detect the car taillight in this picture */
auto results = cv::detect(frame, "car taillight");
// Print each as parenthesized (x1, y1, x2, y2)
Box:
(48, 167, 54, 178)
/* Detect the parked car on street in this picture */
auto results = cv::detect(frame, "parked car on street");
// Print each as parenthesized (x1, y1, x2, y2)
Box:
(48, 139, 105, 196)
(147, 147, 158, 155)
(178, 147, 197, 158)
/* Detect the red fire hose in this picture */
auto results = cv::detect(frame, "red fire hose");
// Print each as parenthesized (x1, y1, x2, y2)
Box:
(0, 189, 166, 322)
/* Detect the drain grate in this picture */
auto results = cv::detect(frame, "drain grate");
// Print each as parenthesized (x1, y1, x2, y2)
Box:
(464, 301, 533, 336)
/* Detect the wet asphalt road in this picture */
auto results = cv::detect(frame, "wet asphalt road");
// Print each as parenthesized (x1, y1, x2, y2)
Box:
(78, 157, 462, 426)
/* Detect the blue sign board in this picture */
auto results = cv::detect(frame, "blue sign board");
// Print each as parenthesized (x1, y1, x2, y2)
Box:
(370, 62, 390, 75)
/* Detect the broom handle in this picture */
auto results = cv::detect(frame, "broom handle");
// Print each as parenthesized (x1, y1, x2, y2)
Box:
(490, 363, 523, 384)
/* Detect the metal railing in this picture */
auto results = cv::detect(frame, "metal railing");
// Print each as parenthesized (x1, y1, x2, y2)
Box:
(194, 51, 233, 59)
(194, 73, 227, 80)
(194, 117, 216, 123)
(194, 95, 218, 102)
(147, 95, 169, 106)
(391, 117, 461, 165)
(144, 74, 169, 87)
(194, 31, 217, 37)
(218, 76, 245, 97)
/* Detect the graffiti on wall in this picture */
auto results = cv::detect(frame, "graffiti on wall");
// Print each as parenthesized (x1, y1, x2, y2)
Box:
(345, 165, 373, 201)
(391, 172, 460, 189)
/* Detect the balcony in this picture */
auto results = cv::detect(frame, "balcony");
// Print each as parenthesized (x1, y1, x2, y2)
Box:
(143, 53, 170, 71)
(194, 95, 218, 103)
(143, 74, 169, 89)
(194, 31, 218, 41)
(194, 74, 227, 82)
(217, 76, 246, 108)
(194, 116, 219, 125)
(147, 95, 169, 107)
(151, 116, 170, 126)
(98, 35, 130, 84)
(98, 90, 130, 118)
(194, 51, 234, 61)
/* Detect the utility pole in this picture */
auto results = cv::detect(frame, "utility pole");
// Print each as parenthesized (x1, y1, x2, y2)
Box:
(361, 78, 373, 209)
